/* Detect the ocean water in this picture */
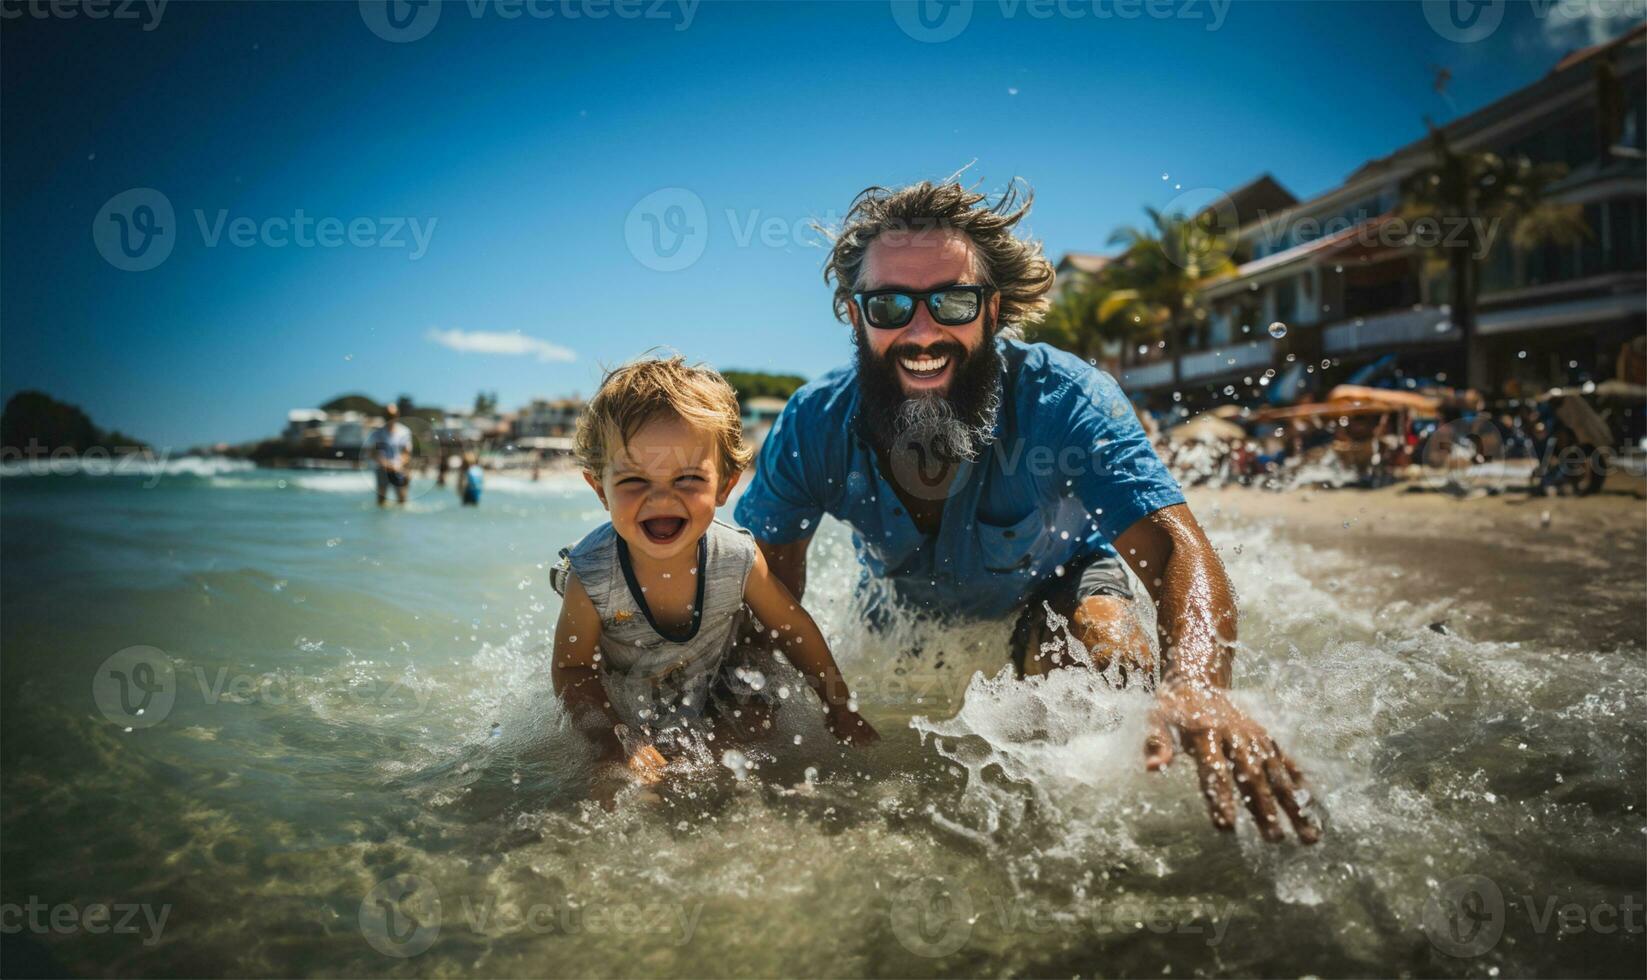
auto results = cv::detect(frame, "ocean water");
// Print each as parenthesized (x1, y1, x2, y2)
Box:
(1, 462, 1642, 977)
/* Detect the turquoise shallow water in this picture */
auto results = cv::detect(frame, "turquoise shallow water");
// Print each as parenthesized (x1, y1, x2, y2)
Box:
(2, 462, 1643, 977)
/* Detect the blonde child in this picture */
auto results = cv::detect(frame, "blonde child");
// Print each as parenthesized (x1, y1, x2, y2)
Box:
(550, 356, 876, 782)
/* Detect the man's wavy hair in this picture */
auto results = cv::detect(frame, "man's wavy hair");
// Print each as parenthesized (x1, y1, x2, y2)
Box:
(823, 179, 1056, 332)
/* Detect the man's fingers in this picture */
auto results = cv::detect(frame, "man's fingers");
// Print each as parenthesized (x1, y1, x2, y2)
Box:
(1231, 737, 1285, 842)
(1143, 708, 1174, 771)
(1265, 746, 1322, 844)
(1191, 731, 1236, 831)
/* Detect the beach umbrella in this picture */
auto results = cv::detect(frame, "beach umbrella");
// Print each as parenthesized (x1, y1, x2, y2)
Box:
(1167, 413, 1247, 444)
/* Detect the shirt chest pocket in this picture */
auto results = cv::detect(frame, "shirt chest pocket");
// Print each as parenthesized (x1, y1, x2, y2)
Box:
(976, 507, 1047, 574)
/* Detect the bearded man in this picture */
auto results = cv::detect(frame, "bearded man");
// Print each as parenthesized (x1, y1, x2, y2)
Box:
(734, 180, 1319, 843)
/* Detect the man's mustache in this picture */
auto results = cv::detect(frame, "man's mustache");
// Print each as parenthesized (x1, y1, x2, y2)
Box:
(882, 341, 968, 365)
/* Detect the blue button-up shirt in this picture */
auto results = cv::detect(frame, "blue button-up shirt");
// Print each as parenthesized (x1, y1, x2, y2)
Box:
(734, 339, 1185, 620)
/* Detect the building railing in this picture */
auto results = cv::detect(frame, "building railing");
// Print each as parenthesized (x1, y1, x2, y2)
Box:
(1181, 340, 1274, 382)
(1119, 360, 1173, 390)
(1322, 305, 1455, 354)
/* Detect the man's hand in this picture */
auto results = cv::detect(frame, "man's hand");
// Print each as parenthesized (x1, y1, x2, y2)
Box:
(825, 705, 880, 746)
(1144, 679, 1320, 843)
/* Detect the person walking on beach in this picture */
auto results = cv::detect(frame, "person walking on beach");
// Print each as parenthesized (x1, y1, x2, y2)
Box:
(366, 404, 412, 507)
(735, 179, 1320, 843)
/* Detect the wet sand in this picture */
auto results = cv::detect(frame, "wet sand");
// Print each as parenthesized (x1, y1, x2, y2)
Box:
(1188, 475, 1647, 653)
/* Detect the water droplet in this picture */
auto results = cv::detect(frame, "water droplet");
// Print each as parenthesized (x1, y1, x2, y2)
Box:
(1223, 385, 1235, 395)
(1267, 321, 1287, 339)
(1160, 171, 1169, 180)
(721, 749, 750, 780)
(1517, 350, 1528, 359)
(326, 537, 342, 548)
(799, 518, 811, 530)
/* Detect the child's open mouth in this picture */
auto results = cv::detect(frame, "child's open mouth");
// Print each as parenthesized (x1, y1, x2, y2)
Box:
(639, 516, 687, 544)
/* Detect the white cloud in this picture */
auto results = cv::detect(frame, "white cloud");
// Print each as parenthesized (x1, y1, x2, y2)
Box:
(425, 328, 575, 363)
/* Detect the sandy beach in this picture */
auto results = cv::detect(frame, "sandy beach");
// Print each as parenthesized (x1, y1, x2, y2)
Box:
(1188, 475, 1647, 654)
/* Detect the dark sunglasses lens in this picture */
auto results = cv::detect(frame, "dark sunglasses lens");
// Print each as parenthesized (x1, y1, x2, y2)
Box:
(929, 289, 980, 324)
(865, 293, 915, 328)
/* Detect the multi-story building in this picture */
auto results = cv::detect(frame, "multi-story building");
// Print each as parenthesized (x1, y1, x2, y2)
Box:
(512, 398, 584, 440)
(1119, 24, 1645, 406)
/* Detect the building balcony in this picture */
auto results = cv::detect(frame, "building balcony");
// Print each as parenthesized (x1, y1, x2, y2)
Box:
(1181, 340, 1275, 382)
(1322, 305, 1455, 355)
(1119, 360, 1173, 390)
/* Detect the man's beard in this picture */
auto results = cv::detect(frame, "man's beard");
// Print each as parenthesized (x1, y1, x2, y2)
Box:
(854, 317, 1003, 465)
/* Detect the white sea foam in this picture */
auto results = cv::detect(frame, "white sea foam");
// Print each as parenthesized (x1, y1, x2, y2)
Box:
(0, 453, 253, 479)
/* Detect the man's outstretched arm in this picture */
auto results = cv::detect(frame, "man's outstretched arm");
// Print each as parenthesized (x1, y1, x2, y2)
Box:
(1113, 504, 1320, 844)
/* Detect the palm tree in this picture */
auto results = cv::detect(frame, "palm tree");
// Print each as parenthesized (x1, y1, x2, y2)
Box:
(1100, 206, 1237, 389)
(1025, 273, 1147, 363)
(1400, 126, 1589, 391)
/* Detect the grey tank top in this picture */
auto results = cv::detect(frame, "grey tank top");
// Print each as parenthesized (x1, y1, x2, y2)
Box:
(551, 519, 757, 729)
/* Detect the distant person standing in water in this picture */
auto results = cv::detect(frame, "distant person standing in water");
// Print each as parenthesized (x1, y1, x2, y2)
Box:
(458, 451, 483, 507)
(366, 404, 412, 507)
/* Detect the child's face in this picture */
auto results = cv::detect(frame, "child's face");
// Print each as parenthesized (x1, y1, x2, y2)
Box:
(584, 414, 735, 563)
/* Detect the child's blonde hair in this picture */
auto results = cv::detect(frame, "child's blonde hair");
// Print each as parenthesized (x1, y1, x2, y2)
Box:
(574, 354, 754, 480)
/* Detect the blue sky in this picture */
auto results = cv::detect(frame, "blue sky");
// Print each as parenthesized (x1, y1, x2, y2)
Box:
(1, 0, 1635, 448)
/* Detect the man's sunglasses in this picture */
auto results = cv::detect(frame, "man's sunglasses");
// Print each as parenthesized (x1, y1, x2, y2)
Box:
(853, 284, 991, 330)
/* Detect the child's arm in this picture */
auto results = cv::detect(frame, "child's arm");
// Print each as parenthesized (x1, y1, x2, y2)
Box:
(551, 575, 666, 779)
(742, 548, 879, 746)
